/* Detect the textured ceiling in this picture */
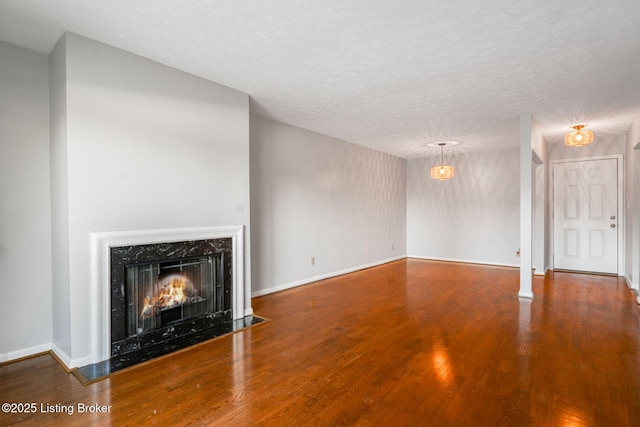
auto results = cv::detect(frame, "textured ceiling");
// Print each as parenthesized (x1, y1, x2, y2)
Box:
(1, 0, 639, 158)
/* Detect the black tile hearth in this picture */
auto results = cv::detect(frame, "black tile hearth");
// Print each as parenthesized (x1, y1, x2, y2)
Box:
(75, 315, 265, 384)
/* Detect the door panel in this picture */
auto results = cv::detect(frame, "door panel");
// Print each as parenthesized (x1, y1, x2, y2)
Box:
(564, 229, 579, 257)
(553, 159, 618, 274)
(588, 229, 604, 259)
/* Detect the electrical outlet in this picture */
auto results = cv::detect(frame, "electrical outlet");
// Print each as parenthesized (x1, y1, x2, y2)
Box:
(516, 248, 520, 256)
(392, 244, 395, 251)
(311, 256, 315, 266)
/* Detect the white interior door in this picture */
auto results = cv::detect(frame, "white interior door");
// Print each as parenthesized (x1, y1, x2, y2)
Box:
(553, 158, 618, 274)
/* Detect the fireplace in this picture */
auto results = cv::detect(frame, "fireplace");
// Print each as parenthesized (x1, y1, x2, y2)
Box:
(87, 226, 250, 366)
(110, 238, 232, 358)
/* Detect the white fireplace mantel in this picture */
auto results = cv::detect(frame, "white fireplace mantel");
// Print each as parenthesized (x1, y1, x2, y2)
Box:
(89, 226, 249, 364)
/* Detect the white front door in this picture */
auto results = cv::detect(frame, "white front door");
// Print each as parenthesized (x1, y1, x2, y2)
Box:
(553, 158, 618, 274)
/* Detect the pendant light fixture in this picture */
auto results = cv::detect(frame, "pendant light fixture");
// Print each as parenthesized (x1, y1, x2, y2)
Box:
(565, 125, 594, 147)
(430, 142, 455, 180)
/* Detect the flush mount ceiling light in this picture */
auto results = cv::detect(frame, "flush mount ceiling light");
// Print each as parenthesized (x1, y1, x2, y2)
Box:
(565, 125, 594, 147)
(428, 141, 458, 181)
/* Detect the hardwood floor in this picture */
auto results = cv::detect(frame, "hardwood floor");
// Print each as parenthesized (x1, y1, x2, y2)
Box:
(2, 259, 640, 426)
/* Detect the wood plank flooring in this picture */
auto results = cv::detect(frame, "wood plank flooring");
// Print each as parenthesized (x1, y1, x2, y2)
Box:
(2, 259, 640, 426)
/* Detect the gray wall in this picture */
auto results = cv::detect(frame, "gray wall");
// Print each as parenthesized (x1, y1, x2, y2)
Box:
(0, 41, 52, 361)
(49, 34, 250, 366)
(250, 115, 406, 295)
(407, 147, 521, 266)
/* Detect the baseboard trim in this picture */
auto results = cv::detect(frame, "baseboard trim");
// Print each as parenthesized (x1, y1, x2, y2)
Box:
(49, 349, 74, 373)
(408, 255, 519, 269)
(0, 342, 52, 365)
(518, 291, 535, 300)
(533, 267, 550, 276)
(252, 255, 406, 297)
(624, 274, 639, 291)
(0, 348, 77, 376)
(3, 342, 96, 370)
(50, 344, 91, 369)
(623, 275, 640, 305)
(50, 343, 73, 369)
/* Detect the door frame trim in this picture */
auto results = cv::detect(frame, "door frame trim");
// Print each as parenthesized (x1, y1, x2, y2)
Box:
(550, 154, 624, 275)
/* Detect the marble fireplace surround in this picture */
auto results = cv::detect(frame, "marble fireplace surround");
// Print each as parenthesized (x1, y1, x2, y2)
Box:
(90, 226, 249, 364)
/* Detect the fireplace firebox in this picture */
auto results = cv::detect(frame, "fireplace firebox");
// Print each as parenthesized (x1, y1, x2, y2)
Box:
(110, 238, 232, 358)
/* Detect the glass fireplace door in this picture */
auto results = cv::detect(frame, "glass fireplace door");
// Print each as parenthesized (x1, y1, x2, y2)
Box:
(125, 255, 223, 337)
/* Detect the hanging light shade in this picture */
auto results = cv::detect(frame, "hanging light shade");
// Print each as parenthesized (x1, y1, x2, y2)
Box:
(565, 125, 594, 147)
(430, 143, 455, 180)
(431, 164, 455, 180)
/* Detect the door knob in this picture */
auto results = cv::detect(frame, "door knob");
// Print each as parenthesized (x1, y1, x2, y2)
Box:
(610, 215, 616, 220)
(610, 224, 616, 228)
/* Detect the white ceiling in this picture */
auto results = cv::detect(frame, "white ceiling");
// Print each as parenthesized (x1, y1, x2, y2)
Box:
(1, 0, 639, 158)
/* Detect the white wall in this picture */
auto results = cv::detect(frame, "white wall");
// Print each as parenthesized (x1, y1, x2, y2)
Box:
(626, 115, 640, 290)
(49, 34, 250, 366)
(250, 115, 406, 295)
(0, 41, 52, 361)
(407, 147, 520, 267)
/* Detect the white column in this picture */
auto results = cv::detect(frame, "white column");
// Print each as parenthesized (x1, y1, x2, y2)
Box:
(633, 146, 640, 291)
(519, 115, 535, 299)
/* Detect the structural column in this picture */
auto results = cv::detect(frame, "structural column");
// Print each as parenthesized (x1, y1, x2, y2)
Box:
(519, 115, 535, 299)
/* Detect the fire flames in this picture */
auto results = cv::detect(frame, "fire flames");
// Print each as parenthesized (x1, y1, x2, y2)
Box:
(140, 274, 198, 320)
